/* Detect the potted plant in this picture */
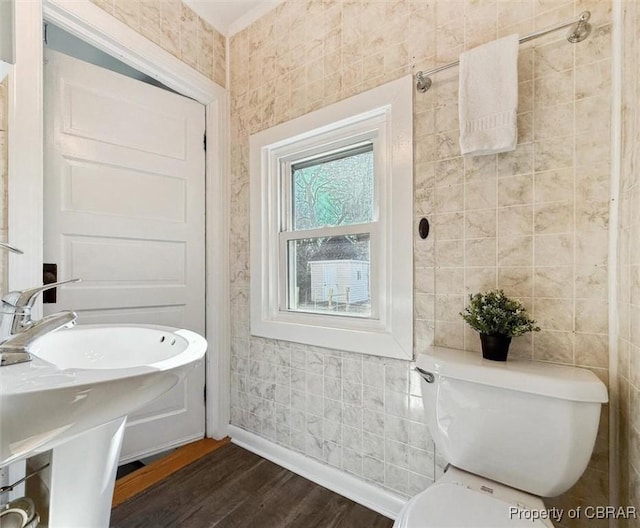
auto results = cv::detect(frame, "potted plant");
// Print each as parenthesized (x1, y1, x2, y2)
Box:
(460, 289, 540, 361)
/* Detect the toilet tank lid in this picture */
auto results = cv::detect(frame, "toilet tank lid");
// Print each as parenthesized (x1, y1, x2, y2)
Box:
(416, 346, 608, 403)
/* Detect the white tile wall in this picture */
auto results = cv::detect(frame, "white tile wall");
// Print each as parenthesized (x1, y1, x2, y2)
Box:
(231, 338, 439, 496)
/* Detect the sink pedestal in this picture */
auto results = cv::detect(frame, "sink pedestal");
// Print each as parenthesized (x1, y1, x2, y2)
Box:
(1, 325, 207, 526)
(48, 417, 127, 527)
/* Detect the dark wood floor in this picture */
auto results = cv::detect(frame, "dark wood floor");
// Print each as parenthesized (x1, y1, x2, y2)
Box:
(111, 442, 394, 528)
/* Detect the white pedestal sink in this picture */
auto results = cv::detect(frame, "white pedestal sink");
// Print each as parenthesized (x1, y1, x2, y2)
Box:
(0, 324, 207, 527)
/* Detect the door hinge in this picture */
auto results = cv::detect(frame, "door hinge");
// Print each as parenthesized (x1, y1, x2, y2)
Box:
(203, 133, 207, 151)
(203, 385, 207, 402)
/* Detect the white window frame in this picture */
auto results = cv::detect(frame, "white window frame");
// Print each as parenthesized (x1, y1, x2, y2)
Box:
(250, 75, 413, 360)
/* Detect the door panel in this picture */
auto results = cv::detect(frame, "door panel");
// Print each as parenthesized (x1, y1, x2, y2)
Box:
(43, 49, 206, 462)
(63, 85, 188, 159)
(63, 159, 188, 221)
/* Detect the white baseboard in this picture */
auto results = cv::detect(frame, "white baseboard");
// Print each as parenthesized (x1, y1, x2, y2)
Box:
(228, 425, 406, 520)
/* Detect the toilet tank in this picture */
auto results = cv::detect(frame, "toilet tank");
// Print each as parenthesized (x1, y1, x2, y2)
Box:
(416, 347, 608, 497)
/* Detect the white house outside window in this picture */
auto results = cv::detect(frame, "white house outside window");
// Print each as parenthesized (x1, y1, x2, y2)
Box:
(250, 76, 413, 359)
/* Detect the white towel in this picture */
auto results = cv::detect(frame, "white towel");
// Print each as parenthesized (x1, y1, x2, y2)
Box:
(459, 34, 519, 156)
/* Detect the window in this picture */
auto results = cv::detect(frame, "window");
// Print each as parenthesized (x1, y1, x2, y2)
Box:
(286, 143, 374, 317)
(250, 76, 413, 359)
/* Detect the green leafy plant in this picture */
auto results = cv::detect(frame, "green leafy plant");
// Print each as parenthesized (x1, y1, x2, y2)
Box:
(460, 290, 540, 337)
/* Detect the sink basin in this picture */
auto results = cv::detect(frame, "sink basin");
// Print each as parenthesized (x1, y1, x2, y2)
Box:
(0, 324, 206, 467)
(31, 325, 203, 370)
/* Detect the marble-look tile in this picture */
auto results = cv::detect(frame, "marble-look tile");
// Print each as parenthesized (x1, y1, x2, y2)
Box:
(575, 299, 608, 335)
(435, 183, 464, 213)
(434, 157, 464, 187)
(497, 142, 534, 177)
(465, 267, 498, 293)
(465, 238, 497, 267)
(434, 103, 459, 134)
(465, 209, 497, 238)
(533, 37, 574, 78)
(415, 266, 435, 294)
(575, 333, 609, 369)
(435, 131, 461, 160)
(435, 22, 464, 64)
(535, 234, 573, 267)
(93, 0, 225, 86)
(576, 24, 612, 67)
(575, 59, 611, 103)
(517, 112, 534, 144)
(434, 321, 464, 349)
(575, 264, 608, 300)
(518, 80, 534, 113)
(534, 298, 574, 331)
(414, 319, 435, 351)
(227, 0, 615, 504)
(534, 137, 574, 171)
(435, 239, 464, 267)
(576, 132, 612, 169)
(113, 0, 140, 30)
(534, 0, 573, 26)
(576, 232, 608, 268)
(534, 202, 573, 235)
(533, 330, 574, 364)
(464, 154, 496, 182)
(90, 0, 113, 12)
(140, 1, 162, 43)
(534, 102, 574, 140)
(498, 267, 533, 298)
(408, 447, 435, 478)
(465, 179, 497, 211)
(435, 267, 465, 294)
(415, 293, 435, 321)
(534, 168, 573, 203)
(498, 205, 533, 237)
(498, 236, 533, 266)
(498, 0, 534, 29)
(464, 0, 498, 49)
(385, 464, 409, 495)
(498, 174, 533, 206)
(408, 472, 434, 496)
(434, 294, 465, 323)
(363, 455, 385, 485)
(432, 212, 464, 240)
(534, 69, 574, 108)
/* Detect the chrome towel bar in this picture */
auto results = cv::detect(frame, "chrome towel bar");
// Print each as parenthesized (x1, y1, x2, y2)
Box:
(415, 10, 592, 93)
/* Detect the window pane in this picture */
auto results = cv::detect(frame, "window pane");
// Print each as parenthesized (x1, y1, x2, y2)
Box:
(287, 234, 371, 317)
(292, 145, 374, 230)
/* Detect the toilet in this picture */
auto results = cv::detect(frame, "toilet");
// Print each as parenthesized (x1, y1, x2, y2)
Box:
(394, 346, 608, 527)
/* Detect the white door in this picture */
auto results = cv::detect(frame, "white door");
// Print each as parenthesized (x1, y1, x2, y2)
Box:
(43, 49, 206, 462)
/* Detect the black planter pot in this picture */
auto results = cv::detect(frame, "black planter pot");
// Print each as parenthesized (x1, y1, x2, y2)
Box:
(480, 334, 512, 361)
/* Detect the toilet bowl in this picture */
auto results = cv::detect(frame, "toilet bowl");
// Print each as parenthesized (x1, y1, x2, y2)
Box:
(394, 467, 553, 527)
(394, 346, 608, 528)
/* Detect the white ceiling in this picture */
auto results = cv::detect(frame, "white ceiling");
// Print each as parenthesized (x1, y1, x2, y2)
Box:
(183, 0, 283, 36)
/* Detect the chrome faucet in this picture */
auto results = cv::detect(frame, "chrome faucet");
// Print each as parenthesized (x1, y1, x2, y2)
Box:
(0, 241, 23, 255)
(0, 279, 81, 366)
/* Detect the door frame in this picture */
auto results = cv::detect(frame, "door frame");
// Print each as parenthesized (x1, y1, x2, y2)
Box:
(7, 0, 230, 439)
